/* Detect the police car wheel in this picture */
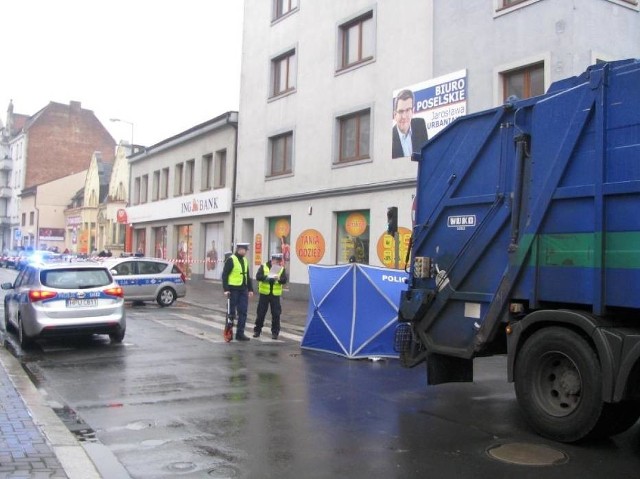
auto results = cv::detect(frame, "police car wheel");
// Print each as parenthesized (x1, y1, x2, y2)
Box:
(157, 287, 176, 307)
(109, 330, 125, 343)
(3, 303, 11, 332)
(18, 316, 34, 349)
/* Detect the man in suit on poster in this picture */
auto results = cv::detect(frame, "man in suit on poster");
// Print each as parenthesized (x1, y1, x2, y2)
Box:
(392, 88, 429, 159)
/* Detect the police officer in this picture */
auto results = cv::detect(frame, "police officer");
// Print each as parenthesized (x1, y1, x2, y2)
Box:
(221, 242, 254, 341)
(253, 253, 287, 339)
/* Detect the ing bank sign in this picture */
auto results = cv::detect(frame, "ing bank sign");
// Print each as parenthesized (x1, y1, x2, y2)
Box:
(126, 188, 232, 223)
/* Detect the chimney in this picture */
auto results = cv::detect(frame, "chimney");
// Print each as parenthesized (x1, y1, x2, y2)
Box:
(70, 101, 82, 113)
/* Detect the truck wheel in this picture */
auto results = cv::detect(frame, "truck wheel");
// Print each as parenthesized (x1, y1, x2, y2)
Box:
(514, 327, 602, 442)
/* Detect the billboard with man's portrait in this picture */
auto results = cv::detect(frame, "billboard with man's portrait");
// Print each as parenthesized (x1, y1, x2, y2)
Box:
(392, 69, 468, 159)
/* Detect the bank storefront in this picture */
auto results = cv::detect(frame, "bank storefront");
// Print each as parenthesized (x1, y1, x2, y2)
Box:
(126, 188, 232, 279)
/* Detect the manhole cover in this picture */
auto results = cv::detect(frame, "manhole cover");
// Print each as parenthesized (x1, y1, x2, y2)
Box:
(487, 442, 568, 466)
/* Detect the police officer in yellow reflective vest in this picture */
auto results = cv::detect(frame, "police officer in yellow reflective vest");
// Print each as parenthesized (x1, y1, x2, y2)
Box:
(222, 242, 254, 341)
(253, 253, 287, 340)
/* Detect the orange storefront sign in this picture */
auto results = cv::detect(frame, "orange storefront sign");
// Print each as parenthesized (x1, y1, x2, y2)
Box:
(295, 229, 325, 264)
(344, 212, 367, 237)
(274, 218, 291, 238)
(254, 233, 263, 266)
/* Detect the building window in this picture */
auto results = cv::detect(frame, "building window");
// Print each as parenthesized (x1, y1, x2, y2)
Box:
(337, 210, 370, 264)
(269, 132, 293, 176)
(271, 50, 296, 97)
(115, 182, 126, 201)
(202, 154, 213, 190)
(140, 175, 149, 203)
(339, 11, 374, 70)
(185, 160, 195, 194)
(21, 213, 26, 226)
(133, 177, 141, 205)
(214, 150, 227, 188)
(337, 109, 370, 163)
(175, 163, 184, 196)
(273, 0, 298, 20)
(29, 212, 34, 226)
(500, 0, 528, 7)
(152, 170, 160, 201)
(161, 168, 169, 199)
(502, 62, 545, 101)
(118, 224, 126, 245)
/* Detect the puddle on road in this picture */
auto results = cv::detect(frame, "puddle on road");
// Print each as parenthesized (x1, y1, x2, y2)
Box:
(125, 419, 155, 430)
(141, 439, 171, 448)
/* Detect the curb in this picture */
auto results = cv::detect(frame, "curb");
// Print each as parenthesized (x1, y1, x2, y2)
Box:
(0, 347, 102, 479)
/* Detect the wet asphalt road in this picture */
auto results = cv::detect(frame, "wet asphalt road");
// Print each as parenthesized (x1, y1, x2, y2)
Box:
(6, 305, 640, 479)
(1, 269, 640, 478)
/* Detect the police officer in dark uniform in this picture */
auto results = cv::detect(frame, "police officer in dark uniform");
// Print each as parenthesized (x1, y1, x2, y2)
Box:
(221, 242, 254, 341)
(253, 253, 287, 340)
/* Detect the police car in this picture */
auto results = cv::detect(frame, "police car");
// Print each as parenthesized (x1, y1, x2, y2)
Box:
(103, 257, 187, 307)
(1, 262, 126, 348)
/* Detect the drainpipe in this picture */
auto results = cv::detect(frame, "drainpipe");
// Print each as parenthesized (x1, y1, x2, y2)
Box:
(34, 205, 39, 250)
(230, 112, 238, 250)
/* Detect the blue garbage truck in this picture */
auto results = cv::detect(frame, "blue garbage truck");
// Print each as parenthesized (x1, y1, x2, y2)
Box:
(397, 59, 640, 442)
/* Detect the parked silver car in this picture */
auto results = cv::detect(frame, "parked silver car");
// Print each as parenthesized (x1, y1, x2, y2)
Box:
(103, 257, 187, 306)
(1, 262, 126, 347)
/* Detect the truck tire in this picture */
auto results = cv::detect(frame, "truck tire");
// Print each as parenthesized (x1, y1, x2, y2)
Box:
(514, 327, 603, 442)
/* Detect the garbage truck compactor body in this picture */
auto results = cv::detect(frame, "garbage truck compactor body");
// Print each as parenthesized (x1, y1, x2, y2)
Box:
(397, 60, 640, 443)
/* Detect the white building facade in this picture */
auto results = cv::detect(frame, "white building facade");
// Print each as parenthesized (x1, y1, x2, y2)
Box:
(236, 0, 640, 299)
(125, 112, 238, 280)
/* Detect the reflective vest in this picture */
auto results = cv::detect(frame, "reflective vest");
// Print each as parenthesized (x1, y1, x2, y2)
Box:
(258, 264, 283, 296)
(228, 255, 249, 286)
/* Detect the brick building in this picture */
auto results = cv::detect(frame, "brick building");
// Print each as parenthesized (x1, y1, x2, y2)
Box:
(2, 100, 116, 249)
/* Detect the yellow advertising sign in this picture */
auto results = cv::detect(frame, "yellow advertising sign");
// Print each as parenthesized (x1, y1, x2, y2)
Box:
(376, 227, 411, 269)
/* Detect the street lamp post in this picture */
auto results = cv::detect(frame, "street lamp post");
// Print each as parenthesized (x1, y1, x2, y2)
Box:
(109, 118, 134, 156)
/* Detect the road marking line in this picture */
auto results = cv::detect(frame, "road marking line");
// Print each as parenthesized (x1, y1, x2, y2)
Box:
(154, 314, 303, 342)
(151, 319, 224, 343)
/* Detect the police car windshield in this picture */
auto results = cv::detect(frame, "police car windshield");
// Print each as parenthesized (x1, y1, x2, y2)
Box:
(41, 268, 112, 290)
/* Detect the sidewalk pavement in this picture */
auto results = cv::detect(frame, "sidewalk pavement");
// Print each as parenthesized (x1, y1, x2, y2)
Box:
(0, 347, 101, 479)
(180, 278, 311, 335)
(0, 278, 310, 479)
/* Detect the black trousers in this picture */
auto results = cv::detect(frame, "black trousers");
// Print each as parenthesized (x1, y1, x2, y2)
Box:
(254, 294, 282, 334)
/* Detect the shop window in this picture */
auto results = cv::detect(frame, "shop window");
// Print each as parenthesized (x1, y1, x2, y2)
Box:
(336, 210, 370, 264)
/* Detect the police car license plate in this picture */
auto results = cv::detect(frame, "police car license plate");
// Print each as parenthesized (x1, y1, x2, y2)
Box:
(66, 298, 98, 308)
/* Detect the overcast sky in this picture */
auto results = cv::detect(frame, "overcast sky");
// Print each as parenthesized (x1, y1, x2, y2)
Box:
(2, 0, 244, 147)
